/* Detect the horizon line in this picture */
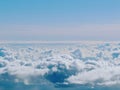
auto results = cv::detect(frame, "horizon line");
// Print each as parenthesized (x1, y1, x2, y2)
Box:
(0, 40, 120, 44)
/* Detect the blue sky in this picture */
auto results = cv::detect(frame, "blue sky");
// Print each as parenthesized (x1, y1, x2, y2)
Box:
(0, 0, 120, 41)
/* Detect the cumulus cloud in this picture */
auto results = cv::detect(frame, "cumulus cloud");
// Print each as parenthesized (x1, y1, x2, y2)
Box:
(0, 41, 120, 88)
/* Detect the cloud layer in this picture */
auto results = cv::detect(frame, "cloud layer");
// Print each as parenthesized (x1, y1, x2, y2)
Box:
(0, 41, 120, 88)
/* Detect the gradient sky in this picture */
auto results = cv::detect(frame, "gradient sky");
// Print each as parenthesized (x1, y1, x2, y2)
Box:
(0, 0, 120, 41)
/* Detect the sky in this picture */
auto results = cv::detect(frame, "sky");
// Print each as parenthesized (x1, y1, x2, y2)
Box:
(0, 0, 120, 41)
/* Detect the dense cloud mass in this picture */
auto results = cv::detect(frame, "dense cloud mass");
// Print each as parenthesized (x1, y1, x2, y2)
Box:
(0, 41, 120, 89)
